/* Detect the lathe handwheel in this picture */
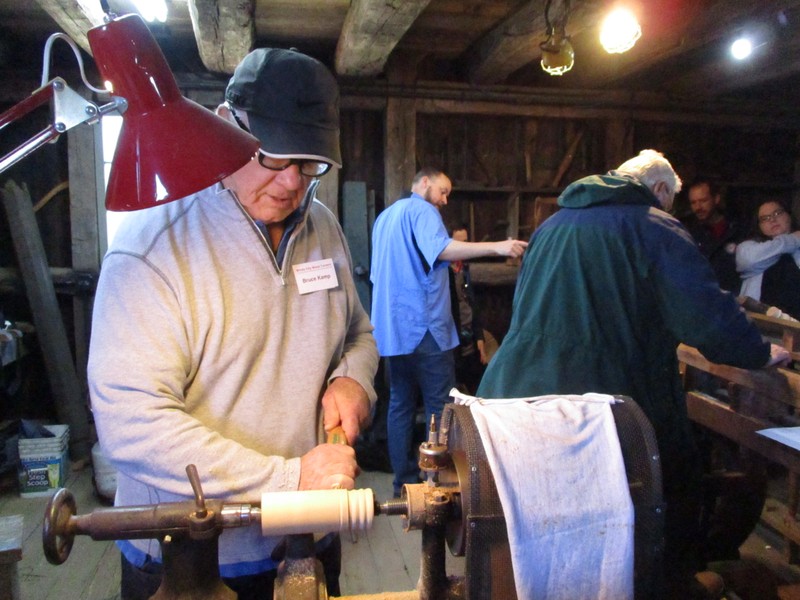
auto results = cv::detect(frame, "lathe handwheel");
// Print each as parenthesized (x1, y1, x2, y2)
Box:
(43, 487, 77, 565)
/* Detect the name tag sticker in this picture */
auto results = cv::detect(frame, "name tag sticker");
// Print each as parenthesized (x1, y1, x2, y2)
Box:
(293, 258, 339, 294)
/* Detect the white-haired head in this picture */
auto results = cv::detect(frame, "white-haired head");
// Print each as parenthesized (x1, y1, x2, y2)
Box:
(616, 149, 683, 211)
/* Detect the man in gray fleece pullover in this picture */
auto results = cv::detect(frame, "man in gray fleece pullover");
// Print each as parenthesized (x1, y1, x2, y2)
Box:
(88, 48, 378, 600)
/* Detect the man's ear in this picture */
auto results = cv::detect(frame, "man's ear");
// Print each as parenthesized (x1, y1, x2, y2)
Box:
(651, 181, 667, 207)
(655, 181, 675, 211)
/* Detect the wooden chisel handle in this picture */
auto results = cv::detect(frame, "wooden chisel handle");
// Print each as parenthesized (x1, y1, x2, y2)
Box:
(327, 426, 348, 445)
(326, 424, 357, 538)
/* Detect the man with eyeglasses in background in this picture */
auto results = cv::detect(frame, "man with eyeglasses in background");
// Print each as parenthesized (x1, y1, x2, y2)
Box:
(88, 48, 378, 600)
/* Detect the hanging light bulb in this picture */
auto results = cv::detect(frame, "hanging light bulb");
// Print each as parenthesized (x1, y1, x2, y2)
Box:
(541, 33, 575, 76)
(540, 0, 574, 76)
(600, 8, 642, 54)
(730, 37, 753, 60)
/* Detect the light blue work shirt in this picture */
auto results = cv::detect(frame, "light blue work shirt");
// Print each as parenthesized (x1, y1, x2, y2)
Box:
(370, 193, 460, 356)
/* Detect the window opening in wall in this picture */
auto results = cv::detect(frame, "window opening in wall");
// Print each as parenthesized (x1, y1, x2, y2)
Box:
(101, 114, 126, 247)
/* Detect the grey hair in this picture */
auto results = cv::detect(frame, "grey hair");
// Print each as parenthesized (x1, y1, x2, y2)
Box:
(616, 149, 683, 195)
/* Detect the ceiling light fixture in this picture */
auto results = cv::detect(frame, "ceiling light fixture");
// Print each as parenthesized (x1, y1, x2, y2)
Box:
(540, 0, 574, 76)
(131, 0, 168, 23)
(600, 7, 642, 54)
(730, 37, 753, 60)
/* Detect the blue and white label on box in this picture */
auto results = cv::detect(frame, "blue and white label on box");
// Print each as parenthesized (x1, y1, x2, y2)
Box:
(18, 452, 65, 497)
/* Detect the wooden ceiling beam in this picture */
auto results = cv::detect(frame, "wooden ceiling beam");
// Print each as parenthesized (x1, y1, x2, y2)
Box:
(187, 0, 254, 75)
(33, 0, 106, 55)
(464, 0, 602, 85)
(334, 0, 432, 77)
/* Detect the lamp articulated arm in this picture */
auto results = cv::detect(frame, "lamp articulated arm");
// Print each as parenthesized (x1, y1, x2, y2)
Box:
(0, 77, 125, 175)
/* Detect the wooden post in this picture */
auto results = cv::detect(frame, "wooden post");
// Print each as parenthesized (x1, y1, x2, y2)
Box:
(384, 97, 416, 206)
(316, 168, 340, 219)
(384, 52, 420, 207)
(342, 181, 372, 314)
(67, 123, 106, 394)
(1, 180, 91, 462)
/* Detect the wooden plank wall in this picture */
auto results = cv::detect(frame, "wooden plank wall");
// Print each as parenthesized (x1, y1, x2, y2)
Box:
(416, 114, 607, 243)
(340, 110, 385, 212)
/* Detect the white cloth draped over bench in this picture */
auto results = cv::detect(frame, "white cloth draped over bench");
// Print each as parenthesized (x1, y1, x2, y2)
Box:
(451, 389, 634, 600)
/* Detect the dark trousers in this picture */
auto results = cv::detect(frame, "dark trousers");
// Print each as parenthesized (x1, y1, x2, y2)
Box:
(386, 331, 455, 495)
(120, 535, 342, 600)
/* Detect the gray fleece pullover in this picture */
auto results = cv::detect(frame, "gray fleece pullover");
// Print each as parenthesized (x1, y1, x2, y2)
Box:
(88, 182, 378, 573)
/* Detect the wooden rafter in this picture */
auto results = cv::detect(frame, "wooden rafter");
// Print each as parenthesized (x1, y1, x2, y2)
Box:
(187, 0, 255, 75)
(33, 0, 106, 55)
(335, 0, 432, 77)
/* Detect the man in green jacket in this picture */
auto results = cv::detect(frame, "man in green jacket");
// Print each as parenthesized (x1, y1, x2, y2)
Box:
(478, 149, 789, 597)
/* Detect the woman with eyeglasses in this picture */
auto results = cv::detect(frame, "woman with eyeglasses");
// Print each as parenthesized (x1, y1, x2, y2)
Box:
(736, 198, 800, 319)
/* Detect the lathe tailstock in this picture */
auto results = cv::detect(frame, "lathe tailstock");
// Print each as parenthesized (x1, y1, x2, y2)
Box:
(42, 401, 663, 599)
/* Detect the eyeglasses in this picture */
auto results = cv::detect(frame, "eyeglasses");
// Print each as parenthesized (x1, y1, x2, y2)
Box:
(229, 106, 332, 177)
(255, 152, 332, 177)
(758, 208, 787, 223)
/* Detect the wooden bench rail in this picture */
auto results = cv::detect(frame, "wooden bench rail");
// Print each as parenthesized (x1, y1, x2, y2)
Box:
(686, 391, 800, 474)
(679, 340, 800, 562)
(677, 344, 800, 410)
(746, 311, 800, 361)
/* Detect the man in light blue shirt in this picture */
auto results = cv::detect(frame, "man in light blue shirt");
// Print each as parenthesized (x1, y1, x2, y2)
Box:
(370, 167, 527, 494)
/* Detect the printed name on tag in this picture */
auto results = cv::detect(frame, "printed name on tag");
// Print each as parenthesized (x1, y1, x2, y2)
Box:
(293, 258, 339, 294)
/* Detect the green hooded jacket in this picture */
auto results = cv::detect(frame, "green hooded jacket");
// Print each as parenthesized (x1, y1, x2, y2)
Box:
(478, 173, 769, 467)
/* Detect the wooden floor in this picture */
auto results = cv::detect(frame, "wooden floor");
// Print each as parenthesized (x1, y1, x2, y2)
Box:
(0, 465, 121, 600)
(4, 464, 800, 599)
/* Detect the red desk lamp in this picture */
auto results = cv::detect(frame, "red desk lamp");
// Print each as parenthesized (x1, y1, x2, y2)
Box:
(0, 13, 258, 211)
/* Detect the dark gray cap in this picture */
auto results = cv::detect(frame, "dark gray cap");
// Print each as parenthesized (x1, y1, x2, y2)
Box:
(225, 48, 341, 167)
